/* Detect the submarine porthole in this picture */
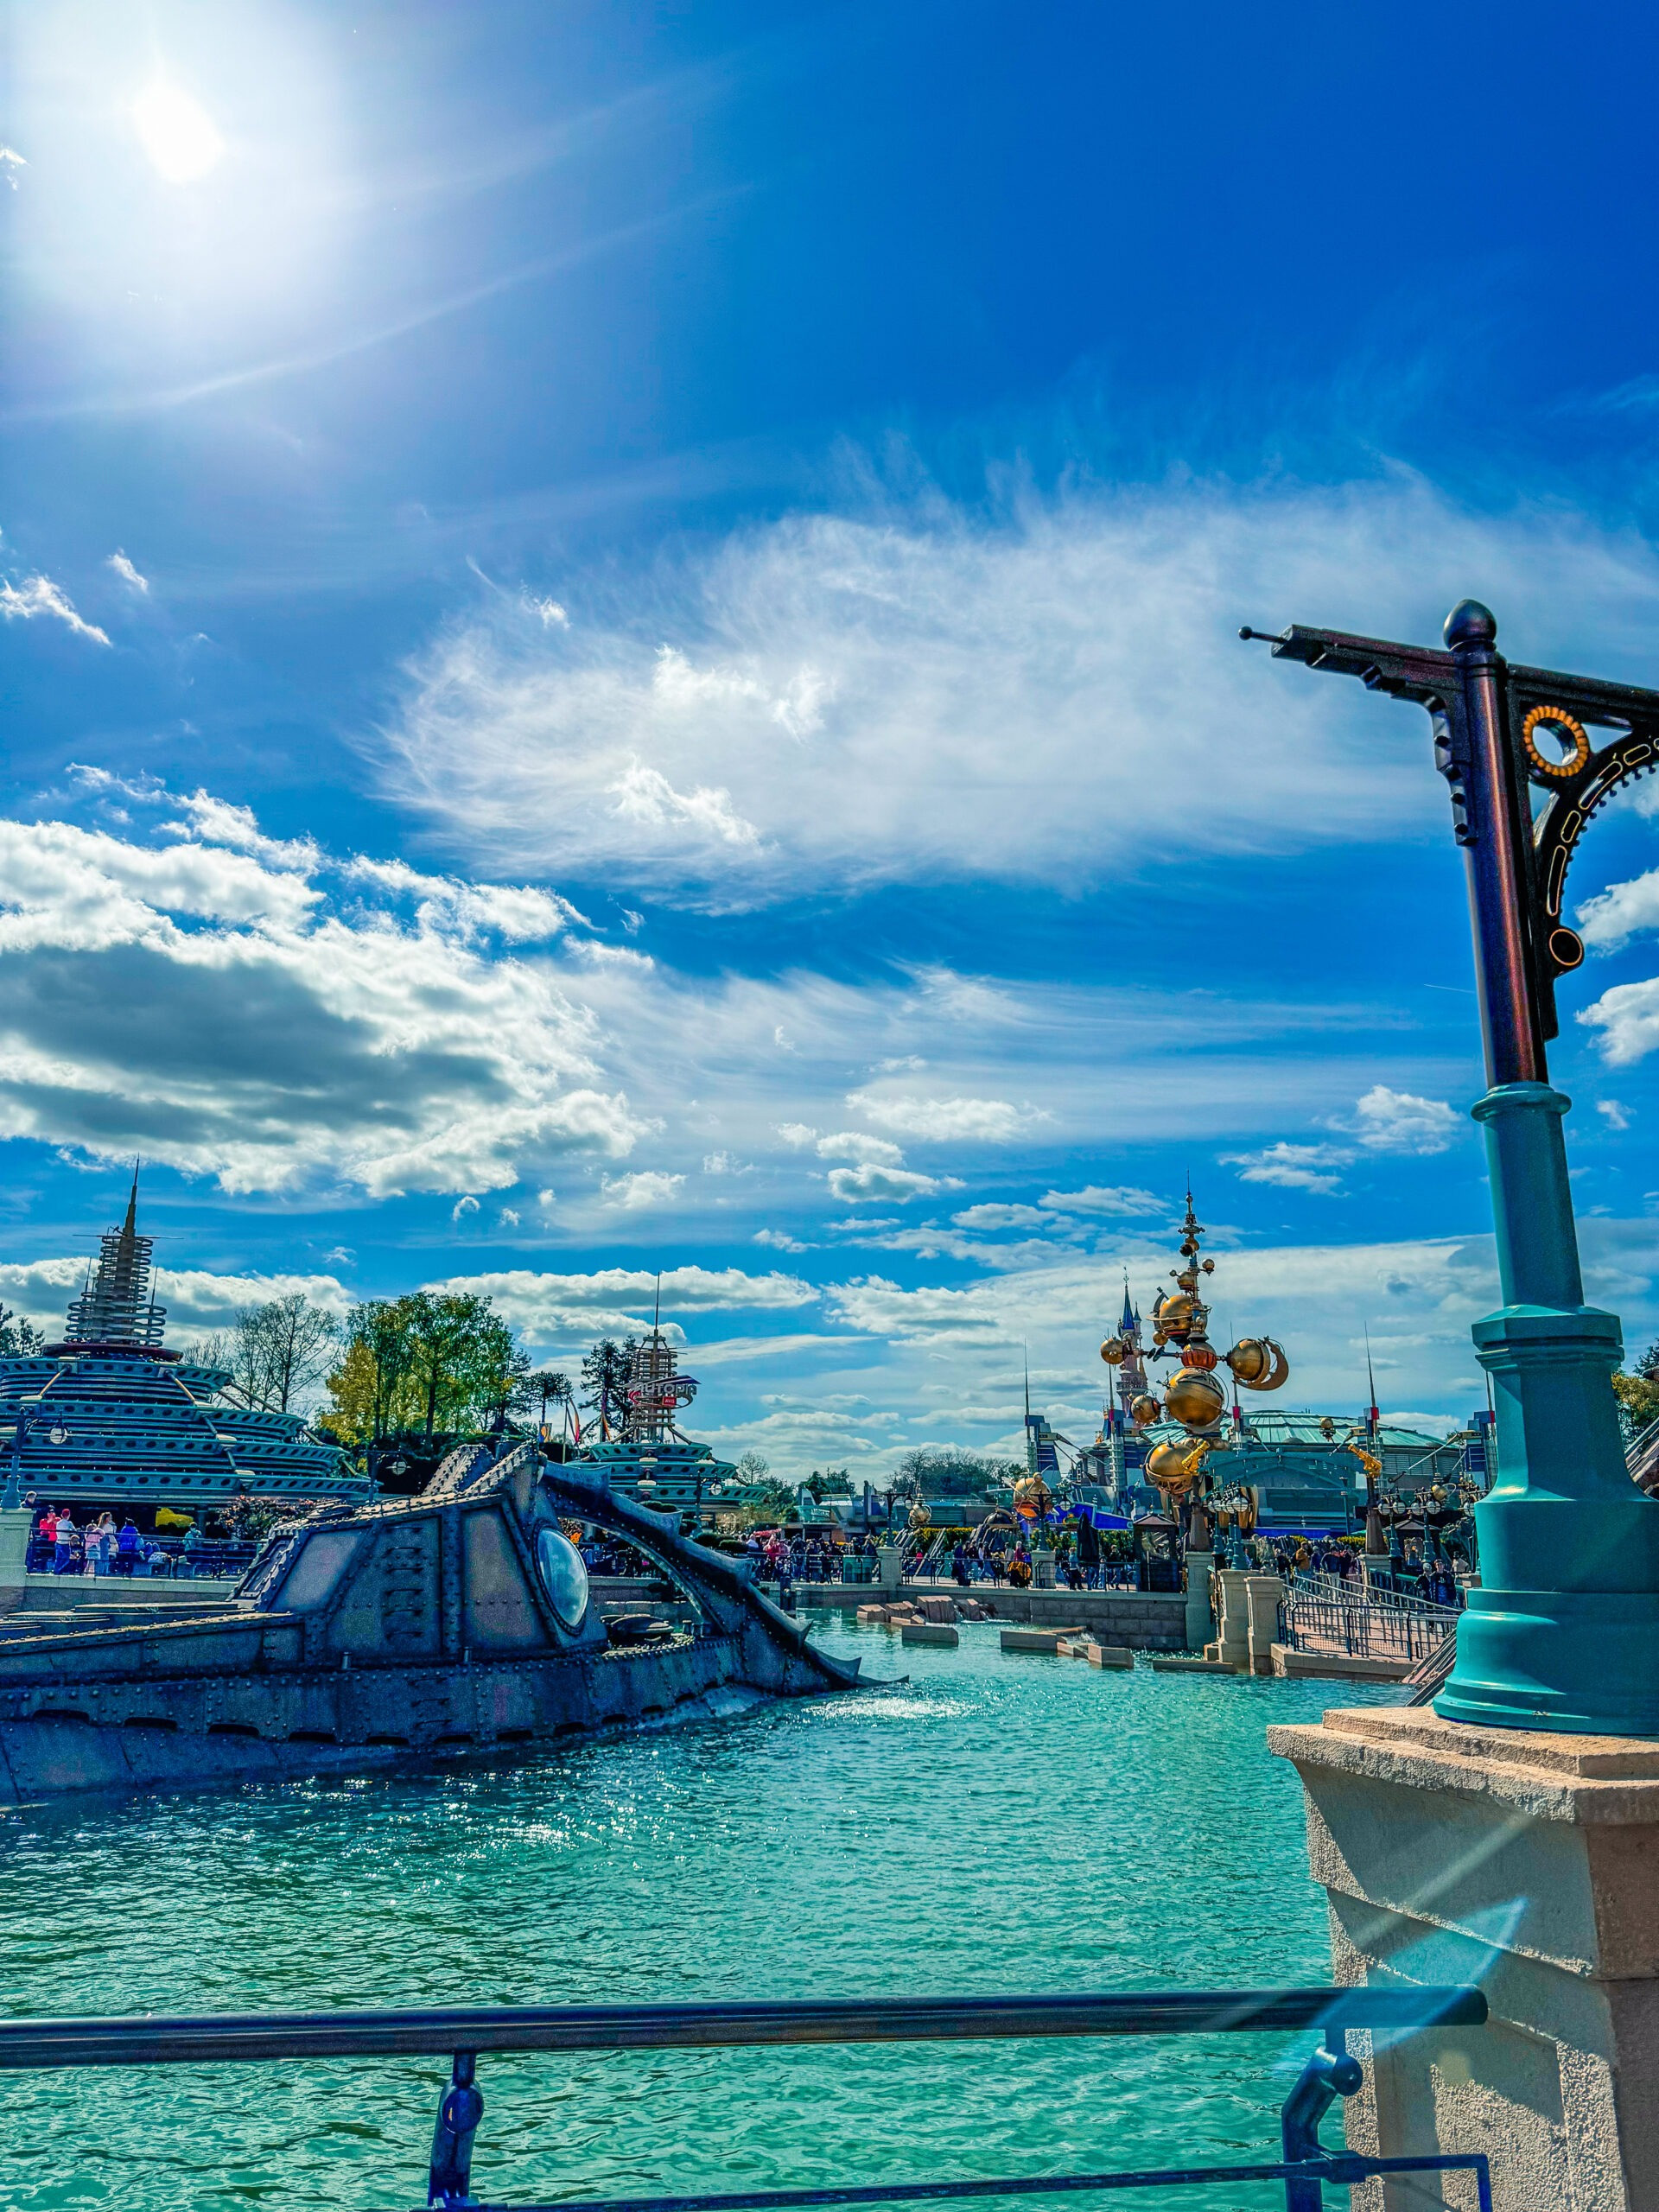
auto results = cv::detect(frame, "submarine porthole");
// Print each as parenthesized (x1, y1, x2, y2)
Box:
(535, 1528, 589, 1631)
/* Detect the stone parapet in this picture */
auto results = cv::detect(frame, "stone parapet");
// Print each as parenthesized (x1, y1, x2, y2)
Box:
(1270, 1702, 1659, 2209)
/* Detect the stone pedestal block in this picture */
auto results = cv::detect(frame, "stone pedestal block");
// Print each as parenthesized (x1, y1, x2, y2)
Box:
(1206, 1567, 1252, 1670)
(1032, 1547, 1056, 1590)
(0, 1507, 29, 1617)
(1270, 1702, 1659, 2210)
(876, 1544, 902, 1594)
(1184, 1549, 1215, 1652)
(1243, 1573, 1284, 1675)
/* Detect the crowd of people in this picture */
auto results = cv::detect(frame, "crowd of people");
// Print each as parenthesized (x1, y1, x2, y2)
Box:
(25, 1507, 243, 1580)
(747, 1529, 877, 1591)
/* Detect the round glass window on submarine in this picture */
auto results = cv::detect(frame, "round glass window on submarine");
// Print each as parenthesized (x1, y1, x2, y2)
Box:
(536, 1528, 589, 1630)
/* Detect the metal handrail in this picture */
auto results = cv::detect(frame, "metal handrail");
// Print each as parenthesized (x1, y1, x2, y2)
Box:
(1288, 1570, 1459, 1624)
(0, 1986, 1485, 2067)
(1627, 1413, 1659, 1475)
(0, 1988, 1492, 2212)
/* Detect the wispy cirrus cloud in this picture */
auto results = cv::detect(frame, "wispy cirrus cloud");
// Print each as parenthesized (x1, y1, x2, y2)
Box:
(375, 472, 1659, 905)
(107, 550, 149, 593)
(0, 572, 109, 644)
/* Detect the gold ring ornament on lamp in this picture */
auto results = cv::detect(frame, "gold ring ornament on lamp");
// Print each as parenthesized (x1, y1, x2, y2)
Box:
(1522, 703, 1592, 781)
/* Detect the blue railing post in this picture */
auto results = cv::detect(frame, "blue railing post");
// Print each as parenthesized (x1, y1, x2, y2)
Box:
(1278, 2037, 1362, 2210)
(429, 2049, 485, 2208)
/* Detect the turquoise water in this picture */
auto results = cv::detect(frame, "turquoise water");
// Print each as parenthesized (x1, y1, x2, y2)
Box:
(0, 1619, 1398, 2211)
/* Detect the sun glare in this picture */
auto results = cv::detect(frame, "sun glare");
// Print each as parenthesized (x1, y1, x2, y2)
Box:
(132, 79, 226, 183)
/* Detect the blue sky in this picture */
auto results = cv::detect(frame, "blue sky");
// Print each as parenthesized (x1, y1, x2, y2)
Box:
(7, 0, 1659, 1474)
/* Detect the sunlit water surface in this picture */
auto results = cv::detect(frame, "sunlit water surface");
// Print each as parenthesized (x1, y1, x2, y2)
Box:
(0, 1618, 1399, 2211)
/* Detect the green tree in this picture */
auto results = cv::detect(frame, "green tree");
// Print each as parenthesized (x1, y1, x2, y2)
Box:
(524, 1370, 573, 1432)
(0, 1304, 45, 1357)
(327, 1298, 420, 1442)
(401, 1291, 527, 1438)
(1615, 1341, 1659, 1433)
(581, 1338, 635, 1435)
(324, 1291, 531, 1448)
(890, 1446, 1022, 1498)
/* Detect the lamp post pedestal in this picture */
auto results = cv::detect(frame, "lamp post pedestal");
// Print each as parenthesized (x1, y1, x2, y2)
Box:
(1438, 1083, 1659, 1734)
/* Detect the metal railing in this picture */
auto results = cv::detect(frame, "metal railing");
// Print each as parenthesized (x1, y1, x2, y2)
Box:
(1283, 1571, 1459, 1662)
(1628, 1414, 1659, 1489)
(0, 1986, 1493, 2211)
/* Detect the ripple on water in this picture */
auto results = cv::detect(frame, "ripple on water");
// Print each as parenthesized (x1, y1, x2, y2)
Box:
(0, 1618, 1402, 2211)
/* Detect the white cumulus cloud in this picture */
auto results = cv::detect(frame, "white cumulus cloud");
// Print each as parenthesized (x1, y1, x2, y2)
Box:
(828, 1163, 961, 1204)
(0, 805, 643, 1195)
(1346, 1085, 1462, 1155)
(1224, 1142, 1351, 1195)
(601, 1169, 685, 1210)
(849, 1090, 1042, 1142)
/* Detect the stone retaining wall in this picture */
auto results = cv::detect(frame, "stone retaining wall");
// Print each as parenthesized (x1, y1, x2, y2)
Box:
(793, 1579, 1186, 1649)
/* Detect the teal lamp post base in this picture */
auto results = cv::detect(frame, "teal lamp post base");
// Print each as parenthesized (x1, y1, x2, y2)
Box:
(1436, 1085, 1659, 1736)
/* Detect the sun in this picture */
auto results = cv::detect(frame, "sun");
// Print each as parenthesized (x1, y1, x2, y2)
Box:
(132, 79, 226, 184)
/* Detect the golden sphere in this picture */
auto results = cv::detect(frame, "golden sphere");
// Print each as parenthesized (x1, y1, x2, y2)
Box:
(1238, 1327, 1274, 1380)
(1225, 1337, 1281, 1386)
(1100, 1336, 1126, 1365)
(1146, 1440, 1198, 1493)
(1156, 1292, 1196, 1343)
(1164, 1367, 1228, 1428)
(1128, 1393, 1160, 1428)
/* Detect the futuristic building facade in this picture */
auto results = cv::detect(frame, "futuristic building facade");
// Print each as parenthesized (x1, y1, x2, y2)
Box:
(0, 1182, 361, 1512)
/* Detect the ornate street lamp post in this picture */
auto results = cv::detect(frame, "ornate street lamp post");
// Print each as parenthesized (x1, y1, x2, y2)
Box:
(1245, 601, 1659, 1734)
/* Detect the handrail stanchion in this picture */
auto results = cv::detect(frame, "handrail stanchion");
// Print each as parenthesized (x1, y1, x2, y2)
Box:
(1278, 2035, 1362, 2209)
(429, 2050, 484, 2209)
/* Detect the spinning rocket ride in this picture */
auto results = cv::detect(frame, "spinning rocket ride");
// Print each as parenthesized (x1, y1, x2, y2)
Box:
(1099, 1192, 1288, 1510)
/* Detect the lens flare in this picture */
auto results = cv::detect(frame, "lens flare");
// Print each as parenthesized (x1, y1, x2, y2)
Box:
(132, 79, 225, 183)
